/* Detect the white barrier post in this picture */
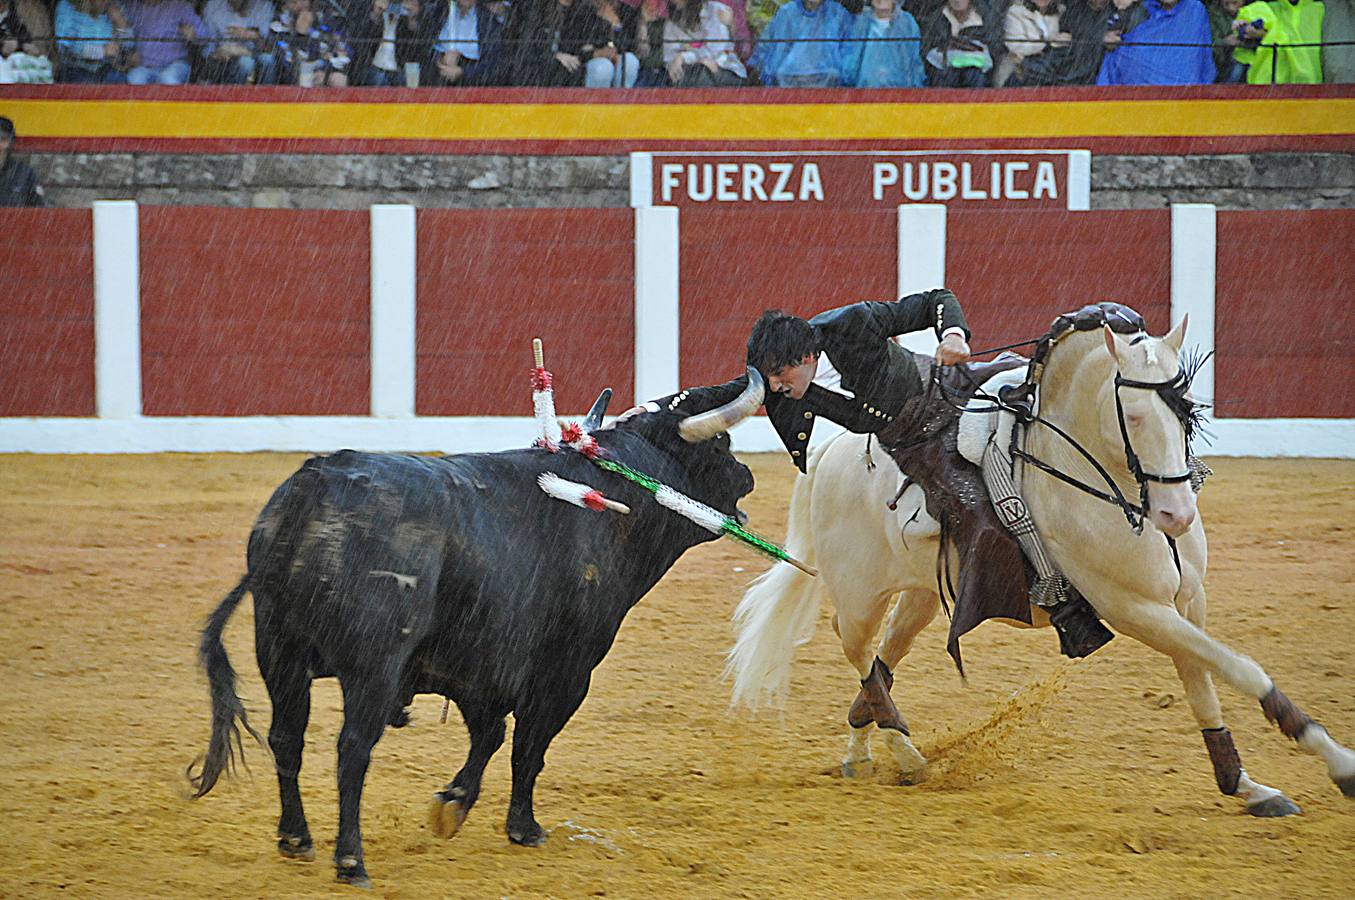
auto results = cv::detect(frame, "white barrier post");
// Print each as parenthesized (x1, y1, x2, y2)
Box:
(93, 200, 142, 419)
(1170, 203, 1216, 406)
(370, 204, 417, 418)
(896, 203, 947, 356)
(634, 205, 681, 404)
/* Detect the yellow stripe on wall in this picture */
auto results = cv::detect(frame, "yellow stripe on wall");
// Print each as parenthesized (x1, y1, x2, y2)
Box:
(8, 97, 1354, 142)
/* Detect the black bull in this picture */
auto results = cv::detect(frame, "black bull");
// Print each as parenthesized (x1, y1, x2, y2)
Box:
(189, 381, 761, 888)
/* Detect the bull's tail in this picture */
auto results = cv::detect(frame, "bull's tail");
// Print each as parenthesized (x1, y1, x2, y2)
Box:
(724, 442, 826, 711)
(188, 574, 263, 798)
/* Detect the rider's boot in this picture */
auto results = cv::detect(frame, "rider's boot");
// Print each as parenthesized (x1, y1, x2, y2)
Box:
(1044, 587, 1114, 659)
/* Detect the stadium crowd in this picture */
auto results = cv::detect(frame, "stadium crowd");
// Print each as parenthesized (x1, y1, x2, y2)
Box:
(1, 0, 1352, 85)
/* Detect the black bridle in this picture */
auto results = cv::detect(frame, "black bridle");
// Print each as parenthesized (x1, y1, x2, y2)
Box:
(931, 321, 1208, 537)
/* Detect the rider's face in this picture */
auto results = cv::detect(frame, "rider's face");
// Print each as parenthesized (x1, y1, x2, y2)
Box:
(767, 355, 818, 400)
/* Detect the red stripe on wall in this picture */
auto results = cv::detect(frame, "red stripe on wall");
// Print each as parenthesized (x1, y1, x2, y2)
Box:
(947, 209, 1172, 351)
(415, 209, 635, 415)
(139, 208, 370, 416)
(678, 208, 898, 391)
(0, 210, 95, 416)
(1215, 210, 1355, 419)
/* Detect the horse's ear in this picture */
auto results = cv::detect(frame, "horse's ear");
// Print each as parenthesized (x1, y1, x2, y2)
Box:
(1163, 314, 1188, 353)
(1103, 324, 1122, 362)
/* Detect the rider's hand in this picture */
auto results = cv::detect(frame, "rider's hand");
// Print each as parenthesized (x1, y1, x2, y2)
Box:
(935, 333, 971, 366)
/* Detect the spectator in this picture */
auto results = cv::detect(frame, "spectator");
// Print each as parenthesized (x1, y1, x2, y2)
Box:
(1324, 0, 1355, 82)
(1208, 0, 1246, 81)
(434, 0, 508, 84)
(348, 0, 428, 85)
(997, 0, 1071, 85)
(588, 0, 642, 86)
(201, 0, 276, 83)
(751, 0, 853, 86)
(268, 0, 351, 85)
(503, 0, 612, 86)
(665, 0, 748, 85)
(841, 0, 925, 86)
(1233, 0, 1324, 83)
(1058, 0, 1126, 84)
(922, 0, 998, 86)
(54, 0, 132, 82)
(0, 116, 46, 207)
(1, 0, 53, 83)
(1097, 0, 1214, 84)
(124, 0, 209, 84)
(631, 0, 669, 84)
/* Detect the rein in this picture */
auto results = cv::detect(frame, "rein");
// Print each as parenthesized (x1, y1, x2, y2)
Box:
(929, 307, 1199, 536)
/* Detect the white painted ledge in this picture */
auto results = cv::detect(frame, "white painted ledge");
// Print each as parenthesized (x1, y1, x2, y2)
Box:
(3, 416, 1349, 458)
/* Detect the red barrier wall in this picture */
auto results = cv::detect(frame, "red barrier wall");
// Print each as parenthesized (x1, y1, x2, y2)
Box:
(139, 208, 370, 416)
(678, 208, 898, 389)
(416, 209, 635, 415)
(1216, 210, 1355, 419)
(0, 209, 95, 416)
(947, 210, 1172, 348)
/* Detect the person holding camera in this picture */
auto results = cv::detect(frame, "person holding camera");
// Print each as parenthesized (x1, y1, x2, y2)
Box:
(348, 0, 431, 85)
(1231, 0, 1324, 83)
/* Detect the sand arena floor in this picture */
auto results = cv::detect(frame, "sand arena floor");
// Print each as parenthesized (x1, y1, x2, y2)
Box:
(1, 452, 1352, 898)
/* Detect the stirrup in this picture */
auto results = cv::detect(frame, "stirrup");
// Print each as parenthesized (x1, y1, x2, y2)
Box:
(1046, 593, 1114, 659)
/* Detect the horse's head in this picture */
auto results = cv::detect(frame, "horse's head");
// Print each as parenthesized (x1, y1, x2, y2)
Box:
(1101, 316, 1201, 538)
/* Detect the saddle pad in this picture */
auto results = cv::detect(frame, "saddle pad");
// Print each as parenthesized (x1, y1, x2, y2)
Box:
(957, 369, 1026, 467)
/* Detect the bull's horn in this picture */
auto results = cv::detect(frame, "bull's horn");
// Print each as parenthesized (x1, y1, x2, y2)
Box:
(584, 388, 612, 431)
(678, 368, 766, 443)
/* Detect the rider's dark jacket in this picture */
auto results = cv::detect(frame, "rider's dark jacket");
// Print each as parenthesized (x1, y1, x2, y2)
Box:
(657, 288, 968, 470)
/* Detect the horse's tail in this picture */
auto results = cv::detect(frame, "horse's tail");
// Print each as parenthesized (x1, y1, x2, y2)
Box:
(188, 574, 263, 798)
(725, 442, 826, 711)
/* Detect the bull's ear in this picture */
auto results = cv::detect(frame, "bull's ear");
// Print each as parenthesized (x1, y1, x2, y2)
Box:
(1163, 314, 1188, 353)
(584, 388, 612, 432)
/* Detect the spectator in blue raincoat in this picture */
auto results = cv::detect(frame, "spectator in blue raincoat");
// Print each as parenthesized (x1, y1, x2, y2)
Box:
(1097, 0, 1215, 83)
(751, 0, 853, 86)
(841, 0, 925, 85)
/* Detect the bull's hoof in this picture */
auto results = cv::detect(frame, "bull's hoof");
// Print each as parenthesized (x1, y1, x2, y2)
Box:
(1334, 773, 1355, 799)
(508, 822, 547, 847)
(1248, 794, 1302, 818)
(277, 834, 315, 861)
(388, 707, 411, 728)
(335, 856, 372, 889)
(430, 789, 470, 839)
(841, 759, 874, 779)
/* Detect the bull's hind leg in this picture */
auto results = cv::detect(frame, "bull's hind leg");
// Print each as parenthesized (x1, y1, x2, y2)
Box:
(332, 673, 400, 889)
(256, 620, 316, 861)
(505, 677, 591, 847)
(430, 702, 507, 839)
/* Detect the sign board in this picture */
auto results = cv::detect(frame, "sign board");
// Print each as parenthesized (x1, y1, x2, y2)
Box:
(631, 150, 1091, 211)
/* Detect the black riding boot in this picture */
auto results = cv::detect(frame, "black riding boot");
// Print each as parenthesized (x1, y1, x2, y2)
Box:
(1046, 588, 1114, 659)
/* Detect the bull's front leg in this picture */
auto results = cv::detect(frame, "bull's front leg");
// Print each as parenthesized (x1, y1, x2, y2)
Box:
(430, 702, 507, 839)
(506, 681, 590, 846)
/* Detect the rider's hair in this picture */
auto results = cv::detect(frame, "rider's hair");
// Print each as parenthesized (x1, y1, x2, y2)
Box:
(746, 310, 817, 376)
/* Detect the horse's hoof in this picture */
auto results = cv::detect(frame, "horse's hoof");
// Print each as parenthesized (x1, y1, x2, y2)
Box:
(1248, 794, 1302, 818)
(1335, 774, 1355, 799)
(277, 834, 315, 861)
(841, 759, 873, 779)
(335, 856, 371, 889)
(508, 823, 547, 847)
(429, 791, 469, 839)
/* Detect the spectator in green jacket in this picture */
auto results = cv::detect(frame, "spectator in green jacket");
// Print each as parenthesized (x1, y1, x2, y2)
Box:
(1208, 0, 1246, 81)
(1233, 0, 1323, 83)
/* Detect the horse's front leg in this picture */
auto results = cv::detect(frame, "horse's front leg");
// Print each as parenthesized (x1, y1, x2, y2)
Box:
(1104, 591, 1355, 807)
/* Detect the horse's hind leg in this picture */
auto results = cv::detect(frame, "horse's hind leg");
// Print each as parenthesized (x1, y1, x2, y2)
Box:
(430, 701, 507, 839)
(834, 588, 892, 779)
(1105, 591, 1355, 805)
(874, 589, 940, 784)
(256, 616, 316, 861)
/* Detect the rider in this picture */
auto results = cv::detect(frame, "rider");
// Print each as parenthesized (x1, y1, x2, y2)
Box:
(652, 290, 1113, 725)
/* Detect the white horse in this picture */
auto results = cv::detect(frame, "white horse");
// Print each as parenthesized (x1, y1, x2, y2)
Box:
(727, 312, 1355, 816)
